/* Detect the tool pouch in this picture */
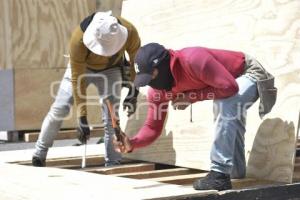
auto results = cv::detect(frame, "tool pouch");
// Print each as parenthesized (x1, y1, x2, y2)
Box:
(257, 73, 277, 118)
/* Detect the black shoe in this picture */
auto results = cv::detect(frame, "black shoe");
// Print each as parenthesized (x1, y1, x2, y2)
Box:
(105, 160, 121, 167)
(32, 156, 46, 167)
(193, 170, 232, 191)
(96, 137, 104, 144)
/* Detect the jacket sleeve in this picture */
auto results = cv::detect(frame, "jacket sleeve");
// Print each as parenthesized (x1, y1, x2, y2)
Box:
(69, 26, 89, 117)
(126, 24, 141, 82)
(130, 89, 168, 149)
(187, 51, 239, 102)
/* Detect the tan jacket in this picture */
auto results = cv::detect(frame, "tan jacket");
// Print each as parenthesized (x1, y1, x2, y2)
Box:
(69, 17, 141, 117)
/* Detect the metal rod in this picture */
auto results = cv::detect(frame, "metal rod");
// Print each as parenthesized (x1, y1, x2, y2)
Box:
(81, 143, 87, 168)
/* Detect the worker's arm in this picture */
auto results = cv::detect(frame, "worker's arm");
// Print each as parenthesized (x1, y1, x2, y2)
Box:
(69, 26, 89, 117)
(125, 23, 141, 82)
(129, 89, 169, 150)
(186, 51, 239, 103)
(122, 20, 141, 116)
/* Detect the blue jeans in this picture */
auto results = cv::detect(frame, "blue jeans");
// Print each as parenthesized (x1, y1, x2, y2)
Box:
(33, 63, 122, 166)
(211, 76, 258, 178)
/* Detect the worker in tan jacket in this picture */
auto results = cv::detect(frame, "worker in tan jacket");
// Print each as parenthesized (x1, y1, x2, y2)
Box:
(32, 11, 141, 167)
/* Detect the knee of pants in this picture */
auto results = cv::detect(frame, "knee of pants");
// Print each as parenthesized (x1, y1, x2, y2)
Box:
(49, 104, 71, 120)
(214, 99, 240, 118)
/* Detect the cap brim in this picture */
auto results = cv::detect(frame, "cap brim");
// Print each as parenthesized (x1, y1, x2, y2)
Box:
(134, 73, 153, 88)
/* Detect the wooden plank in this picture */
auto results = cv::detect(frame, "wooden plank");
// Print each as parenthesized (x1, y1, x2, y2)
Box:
(17, 155, 105, 167)
(121, 0, 300, 184)
(148, 173, 208, 185)
(114, 168, 199, 179)
(293, 171, 300, 182)
(81, 163, 155, 175)
(0, 0, 11, 69)
(24, 127, 104, 142)
(294, 157, 300, 164)
(149, 173, 278, 188)
(0, 163, 216, 200)
(231, 178, 280, 189)
(0, 144, 105, 163)
(6, 0, 95, 69)
(294, 163, 300, 172)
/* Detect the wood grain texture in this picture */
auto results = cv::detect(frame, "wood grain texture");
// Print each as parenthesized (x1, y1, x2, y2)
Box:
(0, 144, 105, 163)
(114, 168, 198, 179)
(24, 127, 104, 142)
(121, 0, 300, 183)
(0, 0, 11, 69)
(82, 163, 155, 175)
(14, 68, 102, 130)
(1, 0, 96, 69)
(0, 163, 216, 200)
(96, 0, 123, 16)
(246, 117, 297, 183)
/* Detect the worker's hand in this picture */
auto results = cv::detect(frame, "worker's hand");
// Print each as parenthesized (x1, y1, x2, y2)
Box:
(172, 94, 191, 110)
(113, 132, 133, 153)
(123, 86, 139, 117)
(77, 116, 90, 144)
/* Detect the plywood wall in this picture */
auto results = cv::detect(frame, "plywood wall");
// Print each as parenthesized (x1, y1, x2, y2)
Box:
(0, 0, 96, 69)
(13, 69, 102, 130)
(120, 0, 300, 183)
(96, 0, 123, 16)
(0, 0, 102, 130)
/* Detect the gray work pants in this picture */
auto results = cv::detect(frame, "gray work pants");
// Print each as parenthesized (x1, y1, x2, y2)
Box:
(33, 63, 122, 166)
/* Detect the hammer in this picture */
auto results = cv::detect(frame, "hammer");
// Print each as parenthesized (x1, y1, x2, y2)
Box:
(105, 99, 122, 142)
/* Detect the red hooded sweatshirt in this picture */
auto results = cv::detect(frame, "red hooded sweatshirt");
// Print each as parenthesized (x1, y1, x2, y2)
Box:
(130, 47, 245, 149)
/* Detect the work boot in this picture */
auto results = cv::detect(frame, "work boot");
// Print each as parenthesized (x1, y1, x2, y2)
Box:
(32, 156, 46, 167)
(193, 170, 232, 191)
(105, 160, 121, 167)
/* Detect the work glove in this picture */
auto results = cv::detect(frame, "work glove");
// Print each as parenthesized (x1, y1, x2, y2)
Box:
(112, 132, 133, 153)
(171, 93, 191, 110)
(123, 86, 139, 117)
(77, 116, 90, 144)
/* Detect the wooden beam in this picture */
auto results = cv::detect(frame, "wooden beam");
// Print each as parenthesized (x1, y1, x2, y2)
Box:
(24, 128, 104, 142)
(148, 173, 279, 188)
(148, 173, 208, 185)
(114, 168, 199, 179)
(294, 163, 300, 172)
(232, 178, 280, 189)
(16, 155, 105, 167)
(81, 163, 155, 175)
(293, 171, 300, 182)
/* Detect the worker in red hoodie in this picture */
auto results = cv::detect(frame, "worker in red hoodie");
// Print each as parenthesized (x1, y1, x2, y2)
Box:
(114, 43, 277, 191)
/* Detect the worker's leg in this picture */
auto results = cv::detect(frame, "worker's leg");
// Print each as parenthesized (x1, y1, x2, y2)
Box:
(33, 67, 73, 161)
(87, 67, 122, 166)
(211, 76, 258, 178)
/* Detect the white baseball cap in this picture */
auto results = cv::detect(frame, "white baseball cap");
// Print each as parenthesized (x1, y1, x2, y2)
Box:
(83, 11, 128, 56)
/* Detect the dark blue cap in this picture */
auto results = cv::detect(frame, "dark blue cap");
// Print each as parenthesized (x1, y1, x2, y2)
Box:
(134, 43, 168, 87)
